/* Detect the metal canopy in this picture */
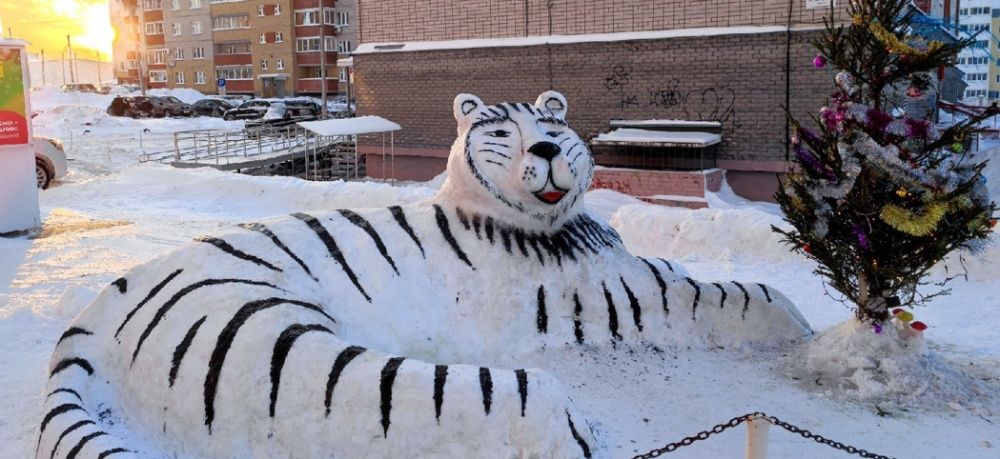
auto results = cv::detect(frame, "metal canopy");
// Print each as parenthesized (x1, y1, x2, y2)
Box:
(297, 116, 401, 137)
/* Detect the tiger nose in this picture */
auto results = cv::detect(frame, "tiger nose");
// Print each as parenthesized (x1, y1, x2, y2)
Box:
(528, 141, 561, 161)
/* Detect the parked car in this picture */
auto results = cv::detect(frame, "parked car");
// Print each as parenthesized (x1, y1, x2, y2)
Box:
(192, 98, 235, 117)
(107, 96, 159, 118)
(245, 103, 319, 131)
(222, 99, 274, 120)
(32, 136, 68, 189)
(155, 96, 194, 117)
(60, 83, 98, 93)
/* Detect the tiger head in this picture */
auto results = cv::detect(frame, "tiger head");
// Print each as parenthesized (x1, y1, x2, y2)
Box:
(439, 91, 595, 229)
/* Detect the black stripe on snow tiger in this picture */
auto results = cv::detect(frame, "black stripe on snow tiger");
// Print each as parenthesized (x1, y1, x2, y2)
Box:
(37, 91, 810, 459)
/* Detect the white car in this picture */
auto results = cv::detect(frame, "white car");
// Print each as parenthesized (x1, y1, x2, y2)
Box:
(32, 136, 68, 189)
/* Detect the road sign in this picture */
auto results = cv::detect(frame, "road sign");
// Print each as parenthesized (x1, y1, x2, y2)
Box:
(217, 78, 226, 87)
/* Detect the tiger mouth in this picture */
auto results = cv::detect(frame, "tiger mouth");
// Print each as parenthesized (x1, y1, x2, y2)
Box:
(534, 189, 567, 205)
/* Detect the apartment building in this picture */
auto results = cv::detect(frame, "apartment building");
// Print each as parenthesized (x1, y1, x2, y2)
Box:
(110, 0, 142, 84)
(956, 1, 998, 105)
(110, 0, 355, 96)
(162, 0, 214, 90)
(992, 9, 1000, 102)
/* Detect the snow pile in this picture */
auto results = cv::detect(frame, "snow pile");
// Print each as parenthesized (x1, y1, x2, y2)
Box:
(785, 319, 996, 413)
(609, 203, 794, 263)
(147, 87, 207, 104)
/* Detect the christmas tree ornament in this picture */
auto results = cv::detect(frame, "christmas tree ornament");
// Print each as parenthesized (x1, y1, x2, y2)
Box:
(813, 54, 827, 68)
(895, 188, 909, 198)
(910, 321, 928, 331)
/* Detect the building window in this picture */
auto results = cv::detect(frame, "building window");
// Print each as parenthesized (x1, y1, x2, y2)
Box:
(257, 5, 264, 16)
(143, 0, 162, 10)
(174, 47, 184, 60)
(171, 0, 179, 10)
(196, 71, 206, 84)
(149, 70, 168, 82)
(148, 48, 169, 64)
(334, 11, 349, 26)
(192, 21, 202, 34)
(215, 65, 253, 80)
(260, 33, 267, 44)
(175, 71, 186, 84)
(261, 59, 268, 70)
(275, 32, 283, 43)
(295, 37, 321, 52)
(193, 46, 205, 59)
(337, 40, 351, 53)
(295, 9, 320, 26)
(274, 4, 280, 15)
(324, 36, 336, 51)
(276, 58, 284, 70)
(339, 67, 348, 82)
(212, 15, 250, 31)
(172, 23, 182, 36)
(144, 22, 164, 35)
(190, 0, 201, 8)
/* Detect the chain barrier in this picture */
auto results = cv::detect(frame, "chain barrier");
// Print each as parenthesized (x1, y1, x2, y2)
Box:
(631, 412, 894, 459)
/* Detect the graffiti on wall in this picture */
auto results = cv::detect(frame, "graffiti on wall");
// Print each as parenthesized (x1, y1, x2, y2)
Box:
(603, 65, 741, 132)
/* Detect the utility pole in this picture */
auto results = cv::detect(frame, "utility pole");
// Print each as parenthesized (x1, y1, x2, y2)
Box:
(40, 49, 45, 85)
(61, 52, 66, 85)
(319, 0, 327, 117)
(96, 50, 102, 86)
(67, 35, 77, 83)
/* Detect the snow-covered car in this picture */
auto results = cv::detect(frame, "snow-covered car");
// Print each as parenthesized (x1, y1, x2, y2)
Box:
(245, 104, 319, 132)
(32, 136, 68, 189)
(60, 83, 98, 93)
(108, 96, 160, 118)
(191, 98, 235, 117)
(222, 100, 272, 120)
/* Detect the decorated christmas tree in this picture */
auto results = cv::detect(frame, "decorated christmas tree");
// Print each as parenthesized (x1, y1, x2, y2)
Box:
(775, 0, 999, 328)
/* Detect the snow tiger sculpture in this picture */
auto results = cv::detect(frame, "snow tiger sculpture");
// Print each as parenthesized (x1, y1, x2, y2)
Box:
(37, 91, 811, 459)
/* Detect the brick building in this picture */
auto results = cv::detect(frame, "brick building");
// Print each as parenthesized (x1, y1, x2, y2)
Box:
(353, 0, 851, 202)
(110, 0, 355, 97)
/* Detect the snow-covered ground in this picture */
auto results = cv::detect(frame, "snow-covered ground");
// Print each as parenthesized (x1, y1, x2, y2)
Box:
(1, 87, 999, 458)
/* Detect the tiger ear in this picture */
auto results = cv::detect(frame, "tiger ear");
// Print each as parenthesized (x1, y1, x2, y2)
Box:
(535, 90, 568, 119)
(453, 93, 484, 130)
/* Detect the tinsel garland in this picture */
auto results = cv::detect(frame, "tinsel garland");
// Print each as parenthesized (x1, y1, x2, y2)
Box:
(879, 201, 947, 236)
(865, 19, 943, 57)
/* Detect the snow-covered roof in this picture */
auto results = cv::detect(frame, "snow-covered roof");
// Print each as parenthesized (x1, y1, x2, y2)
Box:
(0, 38, 29, 47)
(609, 119, 722, 129)
(297, 116, 401, 136)
(354, 25, 825, 55)
(591, 128, 722, 147)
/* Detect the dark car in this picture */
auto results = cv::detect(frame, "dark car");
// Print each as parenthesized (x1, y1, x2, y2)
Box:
(245, 103, 319, 132)
(107, 96, 161, 118)
(192, 99, 235, 117)
(155, 96, 194, 117)
(222, 100, 273, 120)
(281, 99, 323, 114)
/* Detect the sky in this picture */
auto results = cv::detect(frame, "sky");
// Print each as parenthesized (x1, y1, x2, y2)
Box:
(0, 0, 114, 61)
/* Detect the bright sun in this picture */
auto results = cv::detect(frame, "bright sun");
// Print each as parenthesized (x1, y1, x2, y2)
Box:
(52, 0, 115, 58)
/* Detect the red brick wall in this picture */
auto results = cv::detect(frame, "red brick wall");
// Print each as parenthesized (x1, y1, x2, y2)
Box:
(354, 30, 833, 164)
(591, 168, 722, 198)
(359, 0, 845, 43)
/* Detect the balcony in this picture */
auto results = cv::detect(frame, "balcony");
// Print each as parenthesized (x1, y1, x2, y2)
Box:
(214, 54, 252, 65)
(223, 79, 255, 93)
(292, 0, 334, 9)
(293, 24, 338, 36)
(143, 10, 163, 21)
(296, 78, 338, 94)
(145, 35, 165, 46)
(295, 51, 337, 65)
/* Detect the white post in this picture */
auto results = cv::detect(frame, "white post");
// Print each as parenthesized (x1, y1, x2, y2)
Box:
(745, 418, 770, 459)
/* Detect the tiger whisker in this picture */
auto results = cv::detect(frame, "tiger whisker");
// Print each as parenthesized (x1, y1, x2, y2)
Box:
(479, 149, 512, 159)
(484, 159, 508, 169)
(484, 142, 511, 148)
